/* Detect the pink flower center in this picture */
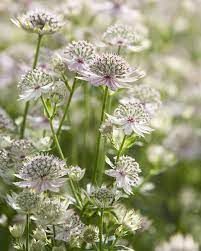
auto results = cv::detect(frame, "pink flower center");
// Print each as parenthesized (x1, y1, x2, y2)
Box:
(77, 58, 84, 64)
(127, 117, 134, 123)
(34, 86, 41, 90)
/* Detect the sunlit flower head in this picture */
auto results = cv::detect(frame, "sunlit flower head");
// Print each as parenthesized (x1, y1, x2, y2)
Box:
(82, 225, 99, 244)
(80, 53, 145, 90)
(7, 189, 39, 214)
(107, 102, 153, 136)
(0, 108, 16, 133)
(114, 204, 142, 233)
(15, 154, 68, 192)
(18, 68, 53, 101)
(155, 233, 199, 251)
(103, 23, 150, 52)
(11, 9, 63, 35)
(55, 210, 85, 242)
(67, 165, 85, 181)
(121, 84, 161, 116)
(64, 40, 96, 72)
(105, 155, 141, 194)
(34, 196, 71, 225)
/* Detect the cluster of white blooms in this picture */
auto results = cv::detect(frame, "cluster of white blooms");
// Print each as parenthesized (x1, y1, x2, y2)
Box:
(103, 23, 150, 52)
(105, 155, 141, 194)
(107, 102, 153, 136)
(80, 53, 145, 90)
(12, 9, 64, 35)
(15, 154, 68, 192)
(64, 40, 96, 72)
(0, 108, 15, 132)
(155, 234, 199, 251)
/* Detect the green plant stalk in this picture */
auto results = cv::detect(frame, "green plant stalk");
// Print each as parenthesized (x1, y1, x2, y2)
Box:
(116, 135, 127, 161)
(20, 34, 42, 139)
(56, 77, 77, 137)
(99, 209, 104, 251)
(25, 213, 29, 251)
(93, 86, 109, 184)
(40, 96, 82, 209)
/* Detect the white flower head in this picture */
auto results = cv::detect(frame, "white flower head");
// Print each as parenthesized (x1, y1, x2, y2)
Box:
(11, 9, 64, 35)
(82, 225, 99, 244)
(14, 154, 68, 192)
(34, 195, 71, 226)
(121, 84, 161, 116)
(79, 53, 145, 91)
(103, 23, 150, 52)
(0, 108, 16, 132)
(0, 149, 13, 183)
(64, 40, 96, 72)
(155, 233, 199, 251)
(105, 155, 141, 194)
(107, 102, 153, 137)
(67, 165, 85, 181)
(114, 203, 142, 233)
(7, 189, 40, 213)
(55, 210, 85, 242)
(18, 68, 53, 101)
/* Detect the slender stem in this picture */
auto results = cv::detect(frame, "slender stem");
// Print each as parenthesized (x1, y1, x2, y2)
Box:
(52, 225, 56, 247)
(93, 86, 109, 184)
(25, 213, 29, 251)
(116, 135, 127, 161)
(20, 34, 42, 139)
(61, 74, 71, 92)
(40, 96, 82, 209)
(99, 209, 104, 251)
(117, 45, 122, 55)
(56, 77, 77, 137)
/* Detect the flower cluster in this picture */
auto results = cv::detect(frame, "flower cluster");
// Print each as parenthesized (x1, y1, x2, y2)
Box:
(15, 154, 68, 192)
(18, 68, 53, 101)
(12, 9, 63, 35)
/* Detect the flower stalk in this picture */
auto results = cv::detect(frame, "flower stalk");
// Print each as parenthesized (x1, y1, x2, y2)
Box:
(20, 34, 42, 139)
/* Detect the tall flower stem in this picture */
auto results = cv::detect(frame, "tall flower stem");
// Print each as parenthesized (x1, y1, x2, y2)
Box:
(93, 86, 109, 184)
(99, 209, 104, 251)
(116, 135, 127, 161)
(25, 213, 29, 251)
(20, 34, 42, 139)
(56, 76, 77, 137)
(41, 96, 82, 209)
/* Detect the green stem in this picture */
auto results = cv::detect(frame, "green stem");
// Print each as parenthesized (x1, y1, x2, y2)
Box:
(93, 86, 109, 184)
(40, 96, 82, 209)
(20, 34, 42, 139)
(61, 74, 71, 92)
(56, 77, 77, 137)
(117, 45, 122, 55)
(116, 135, 127, 161)
(52, 225, 56, 247)
(25, 213, 29, 251)
(99, 209, 104, 251)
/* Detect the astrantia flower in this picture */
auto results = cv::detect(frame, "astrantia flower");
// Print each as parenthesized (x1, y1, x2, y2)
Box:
(79, 53, 145, 91)
(155, 233, 199, 251)
(82, 225, 99, 244)
(9, 139, 36, 165)
(0, 108, 15, 132)
(67, 165, 85, 181)
(107, 102, 153, 136)
(64, 41, 96, 72)
(114, 204, 142, 233)
(34, 196, 71, 225)
(18, 68, 53, 101)
(7, 189, 39, 213)
(103, 23, 150, 52)
(14, 154, 68, 192)
(11, 9, 63, 35)
(0, 149, 13, 183)
(121, 84, 161, 116)
(55, 210, 85, 242)
(105, 155, 141, 194)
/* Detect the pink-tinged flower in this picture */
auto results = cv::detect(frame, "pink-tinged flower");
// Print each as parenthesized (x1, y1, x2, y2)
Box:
(105, 155, 141, 194)
(14, 154, 68, 192)
(64, 40, 96, 72)
(107, 102, 153, 137)
(79, 53, 145, 91)
(18, 68, 53, 101)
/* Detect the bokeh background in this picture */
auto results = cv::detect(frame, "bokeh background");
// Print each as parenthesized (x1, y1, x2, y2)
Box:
(0, 0, 200, 250)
